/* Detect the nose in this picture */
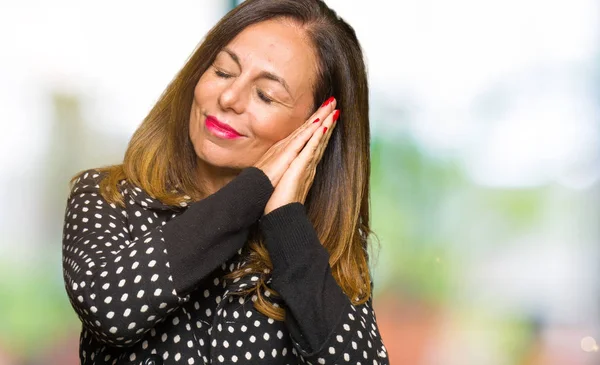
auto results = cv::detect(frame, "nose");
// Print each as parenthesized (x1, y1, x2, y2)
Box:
(218, 78, 247, 114)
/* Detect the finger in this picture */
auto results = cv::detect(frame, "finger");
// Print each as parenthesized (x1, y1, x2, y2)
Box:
(283, 119, 323, 157)
(308, 96, 337, 126)
(269, 98, 338, 170)
(282, 97, 338, 144)
(262, 117, 322, 173)
(293, 117, 327, 169)
(314, 109, 339, 161)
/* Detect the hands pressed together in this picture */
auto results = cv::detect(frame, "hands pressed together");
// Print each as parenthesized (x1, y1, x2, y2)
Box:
(253, 97, 339, 216)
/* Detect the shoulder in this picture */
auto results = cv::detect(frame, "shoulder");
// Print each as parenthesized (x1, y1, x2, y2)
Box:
(69, 167, 184, 211)
(66, 168, 145, 219)
(69, 169, 108, 195)
(68, 168, 126, 203)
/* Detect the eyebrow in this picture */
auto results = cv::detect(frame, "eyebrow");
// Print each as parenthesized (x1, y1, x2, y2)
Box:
(222, 47, 292, 97)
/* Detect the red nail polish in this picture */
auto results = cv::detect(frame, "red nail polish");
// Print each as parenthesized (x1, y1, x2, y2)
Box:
(333, 109, 340, 122)
(321, 96, 334, 108)
(312, 118, 320, 123)
(323, 127, 328, 133)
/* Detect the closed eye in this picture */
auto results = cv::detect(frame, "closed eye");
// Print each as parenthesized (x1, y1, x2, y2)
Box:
(215, 70, 232, 79)
(214, 68, 274, 104)
(257, 89, 273, 104)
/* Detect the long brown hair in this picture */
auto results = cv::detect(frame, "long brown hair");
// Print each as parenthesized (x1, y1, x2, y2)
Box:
(72, 0, 373, 321)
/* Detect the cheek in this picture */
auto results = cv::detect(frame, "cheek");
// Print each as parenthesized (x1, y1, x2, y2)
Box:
(251, 110, 303, 144)
(194, 74, 217, 104)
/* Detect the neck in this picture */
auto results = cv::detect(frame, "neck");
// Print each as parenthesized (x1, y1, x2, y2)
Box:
(195, 158, 242, 199)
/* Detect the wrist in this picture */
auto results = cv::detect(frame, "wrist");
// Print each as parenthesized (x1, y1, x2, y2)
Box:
(264, 199, 299, 216)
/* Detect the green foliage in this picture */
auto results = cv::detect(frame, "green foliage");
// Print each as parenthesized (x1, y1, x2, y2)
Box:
(0, 253, 80, 356)
(369, 134, 547, 305)
(370, 135, 463, 303)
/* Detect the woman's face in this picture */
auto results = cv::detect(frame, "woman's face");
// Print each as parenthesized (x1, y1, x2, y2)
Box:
(189, 19, 318, 171)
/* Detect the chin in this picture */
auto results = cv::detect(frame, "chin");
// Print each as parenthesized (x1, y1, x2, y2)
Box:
(195, 146, 248, 172)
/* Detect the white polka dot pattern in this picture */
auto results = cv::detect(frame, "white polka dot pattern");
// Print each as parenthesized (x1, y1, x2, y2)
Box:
(63, 172, 192, 349)
(62, 169, 388, 364)
(292, 297, 389, 365)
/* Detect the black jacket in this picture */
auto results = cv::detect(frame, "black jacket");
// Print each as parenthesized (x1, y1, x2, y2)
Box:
(62, 167, 389, 364)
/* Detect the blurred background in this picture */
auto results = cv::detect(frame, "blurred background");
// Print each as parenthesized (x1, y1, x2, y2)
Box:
(1, 0, 598, 364)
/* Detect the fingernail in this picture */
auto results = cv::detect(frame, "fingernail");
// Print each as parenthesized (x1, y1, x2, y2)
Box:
(333, 109, 340, 122)
(323, 127, 328, 133)
(321, 96, 334, 108)
(312, 118, 320, 123)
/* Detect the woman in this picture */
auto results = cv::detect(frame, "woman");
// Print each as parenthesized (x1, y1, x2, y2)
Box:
(62, 0, 388, 364)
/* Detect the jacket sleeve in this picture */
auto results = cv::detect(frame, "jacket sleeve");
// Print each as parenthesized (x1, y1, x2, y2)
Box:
(258, 202, 389, 364)
(62, 167, 273, 347)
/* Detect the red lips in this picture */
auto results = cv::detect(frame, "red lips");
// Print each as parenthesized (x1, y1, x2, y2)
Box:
(205, 115, 243, 139)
